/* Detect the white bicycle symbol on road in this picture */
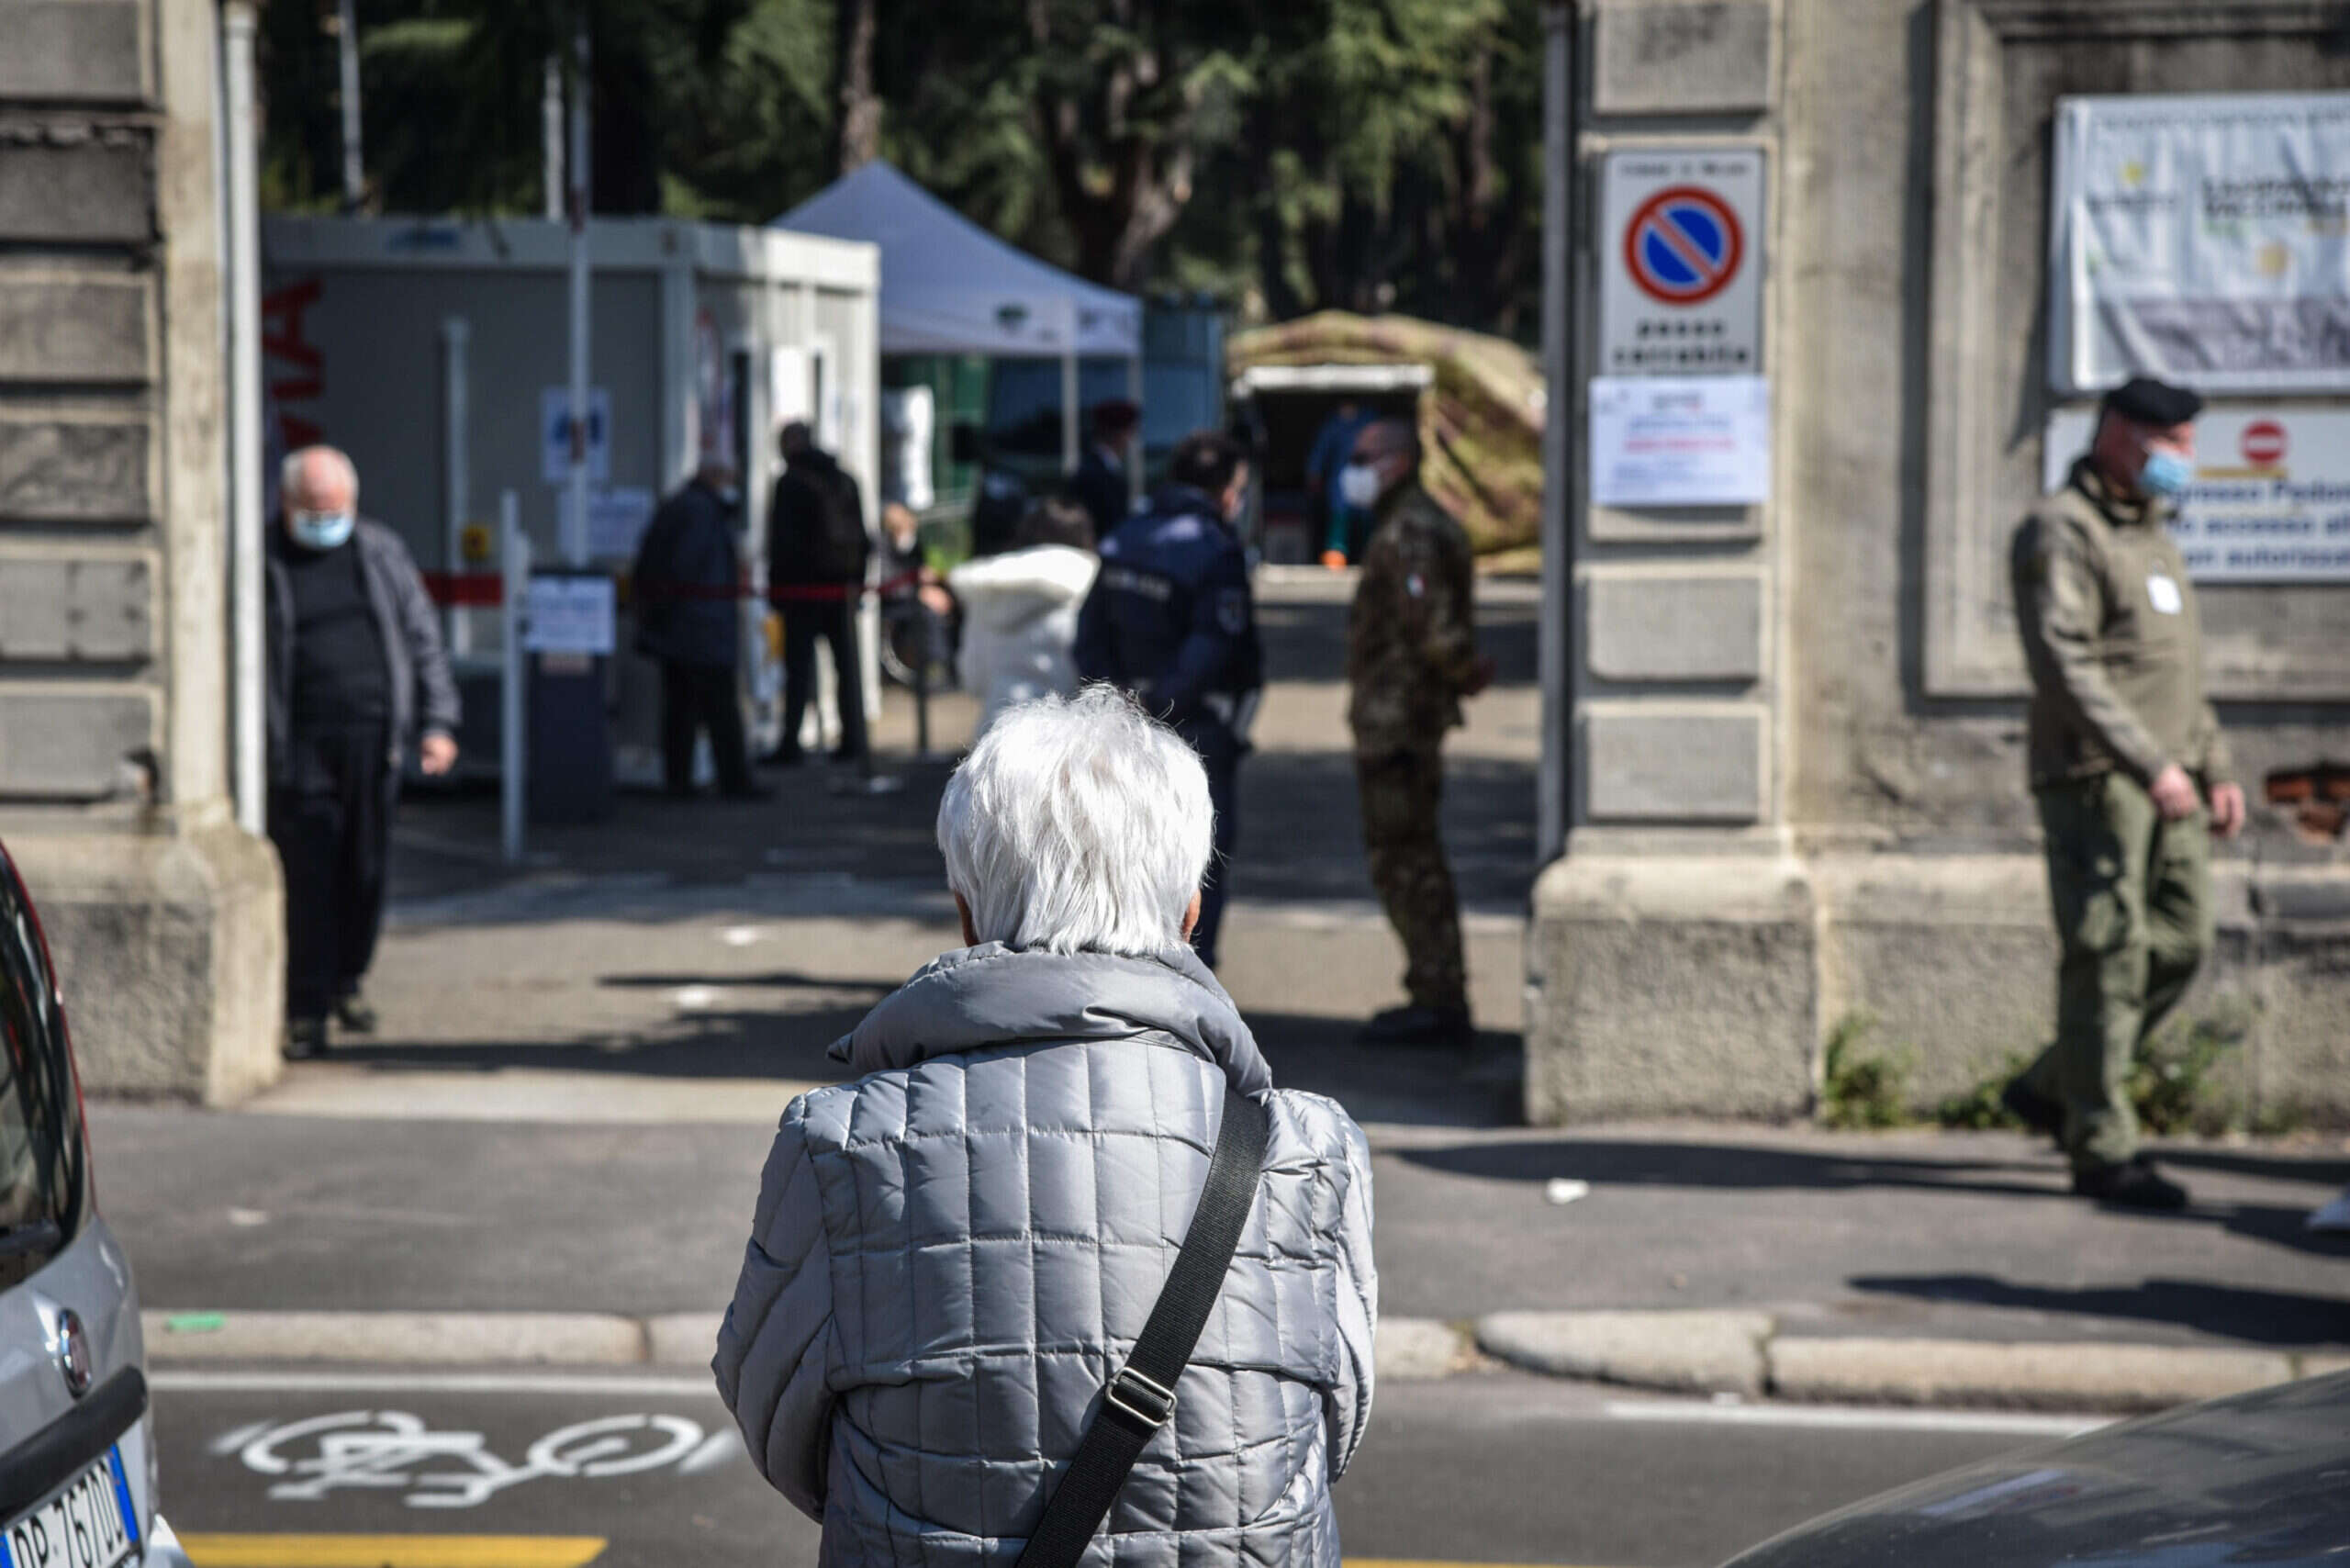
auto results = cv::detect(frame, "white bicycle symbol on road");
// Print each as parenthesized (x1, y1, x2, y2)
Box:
(225, 1410, 736, 1509)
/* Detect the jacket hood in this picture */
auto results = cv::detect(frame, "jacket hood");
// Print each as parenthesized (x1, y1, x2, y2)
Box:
(831, 943, 1273, 1097)
(947, 545, 1099, 633)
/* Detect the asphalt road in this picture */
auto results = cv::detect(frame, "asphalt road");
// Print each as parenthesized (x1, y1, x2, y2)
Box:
(151, 1367, 2074, 1568)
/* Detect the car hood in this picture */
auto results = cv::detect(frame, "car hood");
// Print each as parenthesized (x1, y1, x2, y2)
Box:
(1723, 1372, 2350, 1568)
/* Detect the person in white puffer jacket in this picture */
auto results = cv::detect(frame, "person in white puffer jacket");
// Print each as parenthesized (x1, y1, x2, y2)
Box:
(947, 498, 1100, 736)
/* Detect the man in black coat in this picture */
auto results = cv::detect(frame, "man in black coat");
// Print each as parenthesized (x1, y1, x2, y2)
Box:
(1069, 398, 1139, 542)
(634, 461, 762, 799)
(264, 445, 460, 1057)
(768, 420, 872, 767)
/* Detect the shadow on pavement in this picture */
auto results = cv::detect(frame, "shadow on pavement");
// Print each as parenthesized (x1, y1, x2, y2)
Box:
(2157, 1148, 2350, 1186)
(1848, 1272, 2350, 1347)
(1393, 1139, 2071, 1200)
(320, 1005, 1525, 1129)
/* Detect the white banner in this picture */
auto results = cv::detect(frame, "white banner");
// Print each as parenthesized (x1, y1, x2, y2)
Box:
(2043, 404, 2350, 581)
(2051, 92, 2350, 394)
(1590, 375, 1771, 508)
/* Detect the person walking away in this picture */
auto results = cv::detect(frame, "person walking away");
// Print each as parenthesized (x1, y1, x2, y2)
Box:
(1344, 419, 1495, 1047)
(1070, 398, 1141, 540)
(2005, 375, 2243, 1211)
(1074, 431, 1262, 969)
(633, 461, 763, 799)
(1306, 399, 1375, 567)
(768, 420, 872, 767)
(264, 445, 459, 1058)
(947, 497, 1099, 736)
(714, 688, 1375, 1565)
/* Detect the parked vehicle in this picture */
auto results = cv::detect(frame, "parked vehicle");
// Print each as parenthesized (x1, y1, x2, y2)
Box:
(1721, 1372, 2350, 1566)
(0, 841, 193, 1565)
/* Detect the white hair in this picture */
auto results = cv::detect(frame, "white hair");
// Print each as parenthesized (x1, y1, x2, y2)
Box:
(937, 686, 1214, 956)
(282, 445, 359, 508)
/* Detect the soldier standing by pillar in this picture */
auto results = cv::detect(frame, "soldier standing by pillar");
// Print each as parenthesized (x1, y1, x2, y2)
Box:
(1345, 419, 1495, 1047)
(2005, 376, 2244, 1211)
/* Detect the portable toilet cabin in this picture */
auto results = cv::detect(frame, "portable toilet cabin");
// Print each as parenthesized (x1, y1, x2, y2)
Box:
(259, 216, 881, 786)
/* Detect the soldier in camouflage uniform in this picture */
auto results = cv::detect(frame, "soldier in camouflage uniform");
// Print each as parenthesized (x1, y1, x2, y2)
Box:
(2006, 376, 2244, 1212)
(1344, 419, 1495, 1047)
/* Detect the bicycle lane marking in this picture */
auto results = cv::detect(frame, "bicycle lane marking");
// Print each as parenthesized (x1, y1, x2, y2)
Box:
(174, 1539, 607, 1568)
(203, 1409, 738, 1510)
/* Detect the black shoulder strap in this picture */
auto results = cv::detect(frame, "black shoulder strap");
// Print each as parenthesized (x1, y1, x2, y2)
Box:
(1014, 1082, 1270, 1568)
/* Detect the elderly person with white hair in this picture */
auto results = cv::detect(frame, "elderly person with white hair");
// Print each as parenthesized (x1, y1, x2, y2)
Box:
(716, 686, 1377, 1566)
(264, 444, 459, 1058)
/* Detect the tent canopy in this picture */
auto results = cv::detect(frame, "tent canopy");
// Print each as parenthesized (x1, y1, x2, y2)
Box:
(776, 161, 1141, 361)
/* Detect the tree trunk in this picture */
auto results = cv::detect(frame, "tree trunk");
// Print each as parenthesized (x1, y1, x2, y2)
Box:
(835, 0, 880, 174)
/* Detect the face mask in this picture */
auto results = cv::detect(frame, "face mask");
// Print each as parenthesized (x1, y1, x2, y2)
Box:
(289, 510, 354, 550)
(2138, 448, 2194, 500)
(1337, 462, 1383, 510)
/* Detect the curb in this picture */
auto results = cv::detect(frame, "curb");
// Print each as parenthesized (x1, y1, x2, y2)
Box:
(143, 1309, 2348, 1415)
(1472, 1310, 2350, 1415)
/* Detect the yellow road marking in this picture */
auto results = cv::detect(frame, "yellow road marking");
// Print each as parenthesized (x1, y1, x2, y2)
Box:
(178, 1536, 606, 1568)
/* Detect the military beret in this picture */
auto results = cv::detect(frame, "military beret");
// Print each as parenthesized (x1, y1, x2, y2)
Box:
(2101, 375, 2203, 426)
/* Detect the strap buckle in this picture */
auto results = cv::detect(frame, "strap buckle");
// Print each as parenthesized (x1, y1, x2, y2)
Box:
(1104, 1365, 1176, 1428)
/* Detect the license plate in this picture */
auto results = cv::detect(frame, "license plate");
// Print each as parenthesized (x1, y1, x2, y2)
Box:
(0, 1447, 140, 1568)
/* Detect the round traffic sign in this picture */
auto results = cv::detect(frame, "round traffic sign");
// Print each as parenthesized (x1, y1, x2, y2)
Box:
(1623, 185, 1744, 306)
(2242, 419, 2287, 467)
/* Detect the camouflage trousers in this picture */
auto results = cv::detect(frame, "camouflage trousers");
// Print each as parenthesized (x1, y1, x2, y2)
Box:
(1355, 745, 1466, 1012)
(2016, 771, 2213, 1171)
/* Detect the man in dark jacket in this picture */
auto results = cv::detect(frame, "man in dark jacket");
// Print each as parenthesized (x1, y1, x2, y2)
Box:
(1074, 431, 1262, 969)
(264, 445, 460, 1058)
(1069, 398, 1138, 541)
(634, 461, 762, 800)
(768, 421, 871, 767)
(2005, 375, 2241, 1211)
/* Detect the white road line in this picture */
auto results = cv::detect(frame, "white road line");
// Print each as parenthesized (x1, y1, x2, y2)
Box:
(152, 1369, 726, 1398)
(1600, 1400, 2109, 1439)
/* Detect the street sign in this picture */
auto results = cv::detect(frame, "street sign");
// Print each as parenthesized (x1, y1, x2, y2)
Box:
(1600, 148, 1764, 376)
(540, 386, 611, 484)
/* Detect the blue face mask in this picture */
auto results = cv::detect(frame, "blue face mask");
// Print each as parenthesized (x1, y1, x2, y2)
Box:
(2138, 449, 2194, 500)
(289, 510, 354, 551)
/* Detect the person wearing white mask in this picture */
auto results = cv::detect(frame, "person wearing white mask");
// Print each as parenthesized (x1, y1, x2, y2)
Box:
(946, 497, 1100, 736)
(264, 444, 460, 1058)
(1343, 419, 1495, 1048)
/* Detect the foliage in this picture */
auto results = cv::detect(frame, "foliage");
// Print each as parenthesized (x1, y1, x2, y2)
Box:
(1934, 1051, 2032, 1131)
(2130, 1007, 2252, 1138)
(1819, 1013, 1910, 1132)
(258, 0, 1550, 336)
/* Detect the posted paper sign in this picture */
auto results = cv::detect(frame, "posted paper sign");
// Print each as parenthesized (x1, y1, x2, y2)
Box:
(523, 575, 616, 655)
(2044, 404, 2350, 580)
(2051, 93, 2350, 393)
(1590, 375, 1772, 507)
(560, 486, 655, 561)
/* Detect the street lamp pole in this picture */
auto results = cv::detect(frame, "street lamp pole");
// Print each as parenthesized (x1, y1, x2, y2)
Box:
(1538, 1, 1578, 865)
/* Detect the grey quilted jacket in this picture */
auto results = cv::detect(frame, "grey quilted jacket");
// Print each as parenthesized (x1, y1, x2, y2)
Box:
(715, 944, 1377, 1565)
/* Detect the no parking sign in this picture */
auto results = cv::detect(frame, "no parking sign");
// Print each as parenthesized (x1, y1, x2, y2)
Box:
(1600, 148, 1764, 376)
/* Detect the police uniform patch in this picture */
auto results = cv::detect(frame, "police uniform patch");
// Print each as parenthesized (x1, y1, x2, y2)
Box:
(1216, 587, 1249, 634)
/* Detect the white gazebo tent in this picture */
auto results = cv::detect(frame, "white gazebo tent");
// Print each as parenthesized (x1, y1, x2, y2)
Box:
(776, 160, 1142, 476)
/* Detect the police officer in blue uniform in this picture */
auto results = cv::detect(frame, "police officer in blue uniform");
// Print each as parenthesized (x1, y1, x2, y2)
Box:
(1074, 431, 1262, 969)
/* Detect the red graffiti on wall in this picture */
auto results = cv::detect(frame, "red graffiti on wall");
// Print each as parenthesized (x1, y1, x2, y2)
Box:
(263, 277, 326, 451)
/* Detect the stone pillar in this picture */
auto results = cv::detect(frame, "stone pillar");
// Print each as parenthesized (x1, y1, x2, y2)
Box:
(0, 0, 283, 1103)
(1527, 0, 1814, 1122)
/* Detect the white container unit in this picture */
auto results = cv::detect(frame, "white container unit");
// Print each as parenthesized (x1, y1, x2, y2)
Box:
(259, 216, 882, 780)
